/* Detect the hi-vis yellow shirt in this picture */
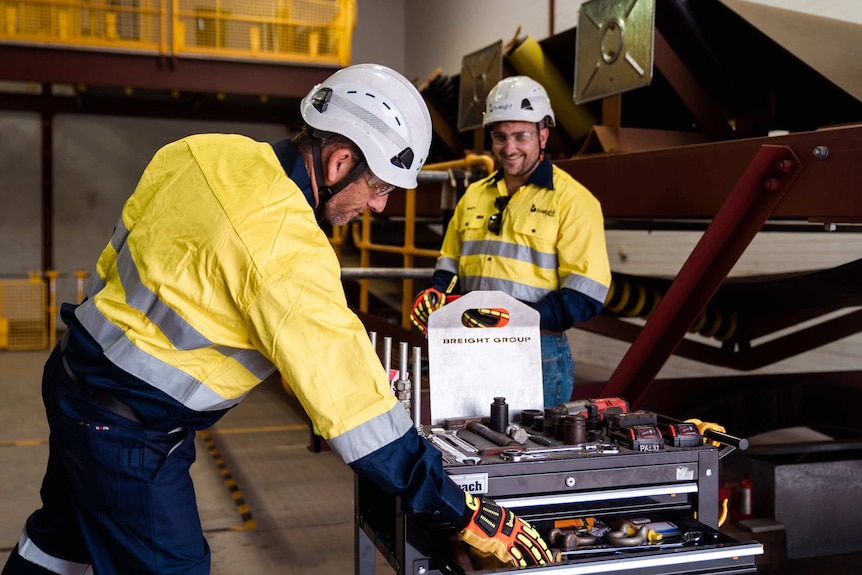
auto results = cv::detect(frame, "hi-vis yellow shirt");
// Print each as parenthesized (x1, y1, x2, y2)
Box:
(75, 134, 403, 462)
(437, 162, 611, 306)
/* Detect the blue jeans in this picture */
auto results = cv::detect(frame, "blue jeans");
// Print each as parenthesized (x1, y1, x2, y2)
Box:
(541, 334, 575, 408)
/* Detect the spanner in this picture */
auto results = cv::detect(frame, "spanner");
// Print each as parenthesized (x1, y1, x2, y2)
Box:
(429, 435, 481, 465)
(430, 428, 479, 453)
(499, 443, 619, 461)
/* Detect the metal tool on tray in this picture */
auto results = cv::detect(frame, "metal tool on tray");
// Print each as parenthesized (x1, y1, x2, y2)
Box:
(429, 434, 481, 465)
(499, 443, 619, 461)
(430, 428, 479, 453)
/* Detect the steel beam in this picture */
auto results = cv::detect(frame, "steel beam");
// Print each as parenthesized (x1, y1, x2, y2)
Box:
(600, 145, 802, 407)
(559, 123, 862, 222)
(0, 45, 332, 98)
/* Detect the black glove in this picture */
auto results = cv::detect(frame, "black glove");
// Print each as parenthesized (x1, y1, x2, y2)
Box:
(457, 492, 553, 567)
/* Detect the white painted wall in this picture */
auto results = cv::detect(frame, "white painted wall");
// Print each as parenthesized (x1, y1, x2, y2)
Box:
(0, 112, 41, 277)
(740, 0, 862, 23)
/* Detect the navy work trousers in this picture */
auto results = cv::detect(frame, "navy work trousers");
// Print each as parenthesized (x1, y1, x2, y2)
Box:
(2, 344, 210, 575)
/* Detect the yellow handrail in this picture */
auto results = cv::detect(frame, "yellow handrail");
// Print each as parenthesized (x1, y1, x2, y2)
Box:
(349, 154, 495, 328)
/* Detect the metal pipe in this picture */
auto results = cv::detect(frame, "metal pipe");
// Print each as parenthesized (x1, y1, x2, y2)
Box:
(412, 346, 422, 432)
(416, 170, 454, 182)
(398, 342, 408, 382)
(383, 337, 392, 389)
(341, 267, 435, 280)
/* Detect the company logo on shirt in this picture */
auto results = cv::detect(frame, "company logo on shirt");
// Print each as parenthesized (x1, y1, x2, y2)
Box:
(530, 203, 555, 217)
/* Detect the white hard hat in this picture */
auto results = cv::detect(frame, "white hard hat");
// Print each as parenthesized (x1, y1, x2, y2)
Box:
(299, 63, 432, 190)
(483, 76, 556, 127)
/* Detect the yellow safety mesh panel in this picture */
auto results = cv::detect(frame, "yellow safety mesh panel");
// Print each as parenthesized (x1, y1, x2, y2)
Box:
(174, 0, 354, 65)
(0, 0, 354, 65)
(0, 279, 48, 351)
(0, 0, 163, 51)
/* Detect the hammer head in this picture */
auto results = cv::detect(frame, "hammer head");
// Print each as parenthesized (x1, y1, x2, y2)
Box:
(443, 416, 488, 430)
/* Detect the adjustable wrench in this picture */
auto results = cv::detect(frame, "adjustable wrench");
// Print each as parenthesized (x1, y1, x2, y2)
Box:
(429, 435, 481, 465)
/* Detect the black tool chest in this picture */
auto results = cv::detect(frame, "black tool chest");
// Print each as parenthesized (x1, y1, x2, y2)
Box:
(354, 443, 763, 575)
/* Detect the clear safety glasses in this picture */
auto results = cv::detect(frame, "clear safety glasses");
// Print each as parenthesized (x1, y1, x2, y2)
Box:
(364, 172, 396, 197)
(490, 130, 538, 146)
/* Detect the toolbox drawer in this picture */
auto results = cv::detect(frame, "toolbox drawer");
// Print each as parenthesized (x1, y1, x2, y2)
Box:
(355, 445, 762, 575)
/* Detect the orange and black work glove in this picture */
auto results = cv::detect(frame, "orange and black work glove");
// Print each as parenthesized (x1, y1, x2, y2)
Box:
(410, 275, 459, 333)
(457, 492, 553, 567)
(461, 308, 510, 329)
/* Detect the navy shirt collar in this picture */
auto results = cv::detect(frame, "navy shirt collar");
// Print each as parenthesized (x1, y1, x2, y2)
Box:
(271, 139, 315, 209)
(490, 153, 554, 190)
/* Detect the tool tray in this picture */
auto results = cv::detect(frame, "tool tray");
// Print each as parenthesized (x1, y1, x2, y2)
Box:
(355, 444, 762, 575)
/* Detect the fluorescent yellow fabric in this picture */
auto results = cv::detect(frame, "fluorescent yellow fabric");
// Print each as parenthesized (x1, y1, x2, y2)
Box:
(438, 164, 611, 302)
(85, 134, 396, 441)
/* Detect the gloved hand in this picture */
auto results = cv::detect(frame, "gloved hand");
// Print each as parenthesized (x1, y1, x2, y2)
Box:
(457, 492, 553, 567)
(410, 287, 448, 333)
(410, 275, 459, 333)
(461, 307, 510, 329)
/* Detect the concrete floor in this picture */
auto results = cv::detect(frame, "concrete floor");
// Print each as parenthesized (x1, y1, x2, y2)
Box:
(3, 348, 862, 574)
(0, 348, 391, 575)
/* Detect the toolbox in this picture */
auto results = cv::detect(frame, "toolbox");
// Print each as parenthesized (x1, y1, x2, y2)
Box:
(355, 439, 763, 574)
(358, 332, 761, 574)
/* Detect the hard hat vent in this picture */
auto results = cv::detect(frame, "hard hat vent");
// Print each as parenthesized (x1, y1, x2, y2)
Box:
(311, 88, 332, 113)
(391, 147, 414, 170)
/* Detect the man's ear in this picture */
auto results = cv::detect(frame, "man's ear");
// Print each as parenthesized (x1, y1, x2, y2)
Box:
(539, 125, 550, 149)
(325, 146, 355, 185)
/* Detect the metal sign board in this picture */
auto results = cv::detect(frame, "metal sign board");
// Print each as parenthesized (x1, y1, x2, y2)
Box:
(457, 40, 503, 132)
(574, 0, 655, 104)
(427, 291, 543, 425)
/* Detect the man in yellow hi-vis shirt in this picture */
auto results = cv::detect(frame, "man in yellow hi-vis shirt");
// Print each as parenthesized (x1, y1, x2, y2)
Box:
(411, 76, 612, 408)
(3, 65, 551, 575)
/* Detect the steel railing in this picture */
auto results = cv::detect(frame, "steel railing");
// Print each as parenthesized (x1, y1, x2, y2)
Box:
(0, 0, 355, 66)
(347, 154, 494, 329)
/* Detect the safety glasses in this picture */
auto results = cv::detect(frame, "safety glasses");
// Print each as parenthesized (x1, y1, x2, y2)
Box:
(364, 172, 396, 197)
(487, 195, 512, 235)
(490, 130, 538, 145)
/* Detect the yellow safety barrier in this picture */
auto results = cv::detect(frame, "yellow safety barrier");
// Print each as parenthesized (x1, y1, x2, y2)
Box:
(0, 275, 48, 351)
(0, 0, 355, 66)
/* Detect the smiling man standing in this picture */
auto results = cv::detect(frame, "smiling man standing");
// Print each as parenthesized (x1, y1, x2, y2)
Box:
(411, 75, 612, 408)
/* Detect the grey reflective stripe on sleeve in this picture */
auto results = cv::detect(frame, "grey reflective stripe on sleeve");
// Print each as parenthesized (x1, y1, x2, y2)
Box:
(74, 300, 265, 412)
(435, 256, 459, 275)
(84, 273, 105, 300)
(462, 239, 558, 270)
(563, 273, 610, 303)
(110, 217, 129, 253)
(327, 403, 413, 464)
(461, 276, 551, 302)
(17, 530, 93, 575)
(115, 245, 274, 379)
(82, 217, 127, 300)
